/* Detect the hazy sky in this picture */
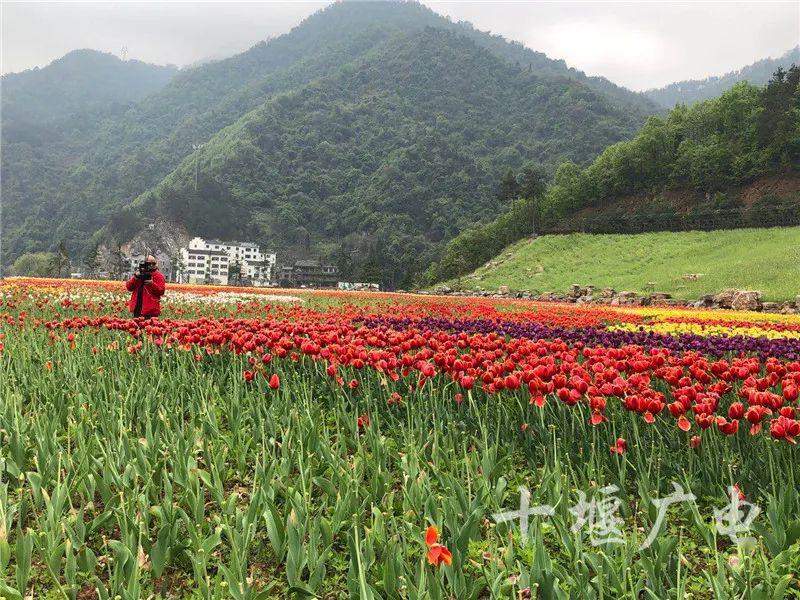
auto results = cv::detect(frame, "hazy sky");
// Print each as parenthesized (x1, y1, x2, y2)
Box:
(2, 1, 798, 90)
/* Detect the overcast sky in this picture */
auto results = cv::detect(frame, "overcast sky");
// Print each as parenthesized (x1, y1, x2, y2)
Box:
(2, 1, 798, 90)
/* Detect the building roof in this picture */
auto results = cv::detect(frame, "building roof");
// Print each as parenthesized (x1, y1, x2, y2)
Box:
(294, 260, 321, 268)
(187, 249, 229, 256)
(199, 238, 260, 249)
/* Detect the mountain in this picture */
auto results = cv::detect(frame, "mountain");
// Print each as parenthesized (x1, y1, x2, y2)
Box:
(124, 27, 651, 287)
(1, 50, 178, 262)
(426, 67, 800, 285)
(645, 46, 800, 108)
(1, 1, 657, 286)
(1, 49, 178, 134)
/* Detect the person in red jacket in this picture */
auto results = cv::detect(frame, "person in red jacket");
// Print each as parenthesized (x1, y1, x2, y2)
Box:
(126, 255, 166, 318)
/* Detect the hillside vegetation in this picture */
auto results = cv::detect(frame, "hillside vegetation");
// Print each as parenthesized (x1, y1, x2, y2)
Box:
(1, 1, 657, 288)
(1, 49, 178, 130)
(645, 46, 799, 108)
(450, 228, 800, 301)
(123, 28, 646, 288)
(426, 68, 800, 285)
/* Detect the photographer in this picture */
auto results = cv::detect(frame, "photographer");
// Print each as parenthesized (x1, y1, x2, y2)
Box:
(125, 254, 166, 318)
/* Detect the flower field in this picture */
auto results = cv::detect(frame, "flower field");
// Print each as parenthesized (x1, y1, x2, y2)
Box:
(1, 278, 799, 599)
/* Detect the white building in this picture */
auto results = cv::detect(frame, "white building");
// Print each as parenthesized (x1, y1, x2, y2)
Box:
(178, 237, 276, 286)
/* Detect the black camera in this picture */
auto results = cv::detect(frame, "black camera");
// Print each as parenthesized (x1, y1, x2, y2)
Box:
(135, 261, 155, 280)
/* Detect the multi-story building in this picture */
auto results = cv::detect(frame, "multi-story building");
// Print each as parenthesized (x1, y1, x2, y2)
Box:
(278, 260, 338, 288)
(178, 237, 276, 286)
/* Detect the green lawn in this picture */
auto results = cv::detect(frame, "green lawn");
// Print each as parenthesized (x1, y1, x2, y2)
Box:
(451, 227, 800, 301)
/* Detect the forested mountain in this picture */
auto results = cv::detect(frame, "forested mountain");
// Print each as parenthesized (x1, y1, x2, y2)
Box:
(121, 28, 646, 287)
(1, 50, 178, 267)
(1, 49, 178, 131)
(645, 46, 799, 108)
(2, 0, 656, 286)
(426, 67, 800, 284)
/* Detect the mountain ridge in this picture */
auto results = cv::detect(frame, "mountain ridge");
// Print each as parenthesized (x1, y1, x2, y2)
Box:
(644, 46, 799, 108)
(2, 0, 655, 285)
(116, 26, 648, 287)
(425, 68, 800, 285)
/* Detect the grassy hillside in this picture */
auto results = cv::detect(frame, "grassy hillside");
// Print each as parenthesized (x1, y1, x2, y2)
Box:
(452, 228, 800, 301)
(425, 70, 800, 286)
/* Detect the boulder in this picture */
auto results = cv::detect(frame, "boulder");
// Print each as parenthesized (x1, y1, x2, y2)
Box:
(600, 287, 616, 298)
(698, 295, 715, 307)
(730, 290, 763, 312)
(498, 285, 510, 296)
(712, 289, 738, 309)
(649, 292, 673, 303)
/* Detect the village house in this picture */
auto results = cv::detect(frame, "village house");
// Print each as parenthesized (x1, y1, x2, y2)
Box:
(178, 237, 276, 286)
(278, 259, 339, 288)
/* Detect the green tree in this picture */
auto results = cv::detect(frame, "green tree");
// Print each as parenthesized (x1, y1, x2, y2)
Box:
(11, 252, 59, 277)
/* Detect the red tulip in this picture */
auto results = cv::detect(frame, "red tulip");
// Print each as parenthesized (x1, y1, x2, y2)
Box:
(268, 374, 280, 390)
(610, 437, 627, 454)
(728, 402, 744, 420)
(424, 526, 452, 567)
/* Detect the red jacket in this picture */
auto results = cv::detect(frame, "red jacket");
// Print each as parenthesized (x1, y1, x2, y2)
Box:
(126, 270, 166, 317)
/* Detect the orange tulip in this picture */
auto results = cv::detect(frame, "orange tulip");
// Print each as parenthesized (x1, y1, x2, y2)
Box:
(424, 526, 452, 567)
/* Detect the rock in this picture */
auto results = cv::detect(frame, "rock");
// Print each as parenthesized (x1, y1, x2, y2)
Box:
(712, 289, 738, 309)
(762, 302, 780, 313)
(730, 290, 762, 312)
(498, 285, 510, 296)
(600, 287, 616, 298)
(649, 292, 673, 303)
(569, 284, 582, 298)
(614, 291, 639, 305)
(698, 295, 715, 307)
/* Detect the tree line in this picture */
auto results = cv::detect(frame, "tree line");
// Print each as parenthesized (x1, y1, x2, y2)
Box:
(423, 67, 800, 285)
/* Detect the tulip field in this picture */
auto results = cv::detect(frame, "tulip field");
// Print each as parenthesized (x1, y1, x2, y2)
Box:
(2, 278, 800, 599)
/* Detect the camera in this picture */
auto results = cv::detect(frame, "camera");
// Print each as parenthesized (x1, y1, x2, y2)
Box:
(135, 260, 155, 281)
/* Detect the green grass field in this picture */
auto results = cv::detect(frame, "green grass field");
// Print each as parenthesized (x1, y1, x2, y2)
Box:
(451, 227, 800, 301)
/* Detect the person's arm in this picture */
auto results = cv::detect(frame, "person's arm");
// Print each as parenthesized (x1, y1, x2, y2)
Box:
(125, 275, 138, 291)
(146, 271, 166, 297)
